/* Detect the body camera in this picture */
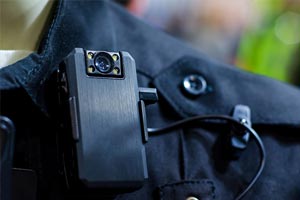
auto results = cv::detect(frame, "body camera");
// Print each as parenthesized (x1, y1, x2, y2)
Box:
(57, 48, 149, 190)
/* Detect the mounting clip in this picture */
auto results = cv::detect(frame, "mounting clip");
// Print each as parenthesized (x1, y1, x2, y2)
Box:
(138, 88, 158, 143)
(229, 105, 251, 160)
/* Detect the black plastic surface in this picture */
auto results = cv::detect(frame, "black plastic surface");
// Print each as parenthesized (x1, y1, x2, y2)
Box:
(0, 116, 15, 200)
(229, 105, 251, 160)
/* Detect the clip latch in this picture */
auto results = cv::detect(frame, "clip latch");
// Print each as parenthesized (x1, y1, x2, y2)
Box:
(229, 105, 251, 160)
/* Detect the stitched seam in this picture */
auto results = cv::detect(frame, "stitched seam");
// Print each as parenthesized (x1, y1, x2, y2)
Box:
(179, 129, 186, 180)
(23, 0, 64, 86)
(159, 180, 213, 189)
(154, 57, 296, 125)
(159, 180, 216, 200)
(154, 57, 300, 125)
(154, 57, 218, 117)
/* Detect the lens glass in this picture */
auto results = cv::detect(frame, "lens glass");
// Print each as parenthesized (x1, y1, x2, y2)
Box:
(94, 53, 114, 73)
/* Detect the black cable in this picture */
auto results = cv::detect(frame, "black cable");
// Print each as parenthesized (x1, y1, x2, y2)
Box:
(147, 115, 266, 200)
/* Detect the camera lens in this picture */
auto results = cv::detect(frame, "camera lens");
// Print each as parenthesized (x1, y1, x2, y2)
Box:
(94, 53, 114, 73)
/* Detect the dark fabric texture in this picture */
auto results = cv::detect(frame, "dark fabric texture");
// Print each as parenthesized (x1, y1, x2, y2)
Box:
(1, 0, 300, 199)
(153, 56, 300, 126)
(157, 180, 216, 200)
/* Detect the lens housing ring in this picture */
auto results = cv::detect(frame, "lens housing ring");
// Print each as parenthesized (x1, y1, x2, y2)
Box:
(94, 52, 115, 73)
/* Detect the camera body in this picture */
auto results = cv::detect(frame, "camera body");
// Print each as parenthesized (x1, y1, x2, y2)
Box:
(0, 116, 15, 200)
(57, 48, 156, 190)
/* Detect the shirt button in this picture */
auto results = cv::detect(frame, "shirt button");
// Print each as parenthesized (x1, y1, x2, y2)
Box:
(186, 197, 199, 200)
(182, 74, 207, 96)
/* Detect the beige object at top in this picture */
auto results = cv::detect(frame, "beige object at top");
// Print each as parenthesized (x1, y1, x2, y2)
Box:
(0, 0, 55, 68)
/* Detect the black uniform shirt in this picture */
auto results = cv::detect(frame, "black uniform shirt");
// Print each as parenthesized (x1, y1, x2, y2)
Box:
(1, 0, 300, 199)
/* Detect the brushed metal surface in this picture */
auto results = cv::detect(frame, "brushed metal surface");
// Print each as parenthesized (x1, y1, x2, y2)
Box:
(64, 48, 146, 188)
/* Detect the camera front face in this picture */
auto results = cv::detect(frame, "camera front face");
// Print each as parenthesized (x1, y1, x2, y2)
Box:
(57, 48, 149, 191)
(85, 50, 123, 78)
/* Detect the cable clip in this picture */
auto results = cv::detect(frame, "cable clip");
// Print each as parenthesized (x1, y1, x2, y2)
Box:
(229, 105, 251, 160)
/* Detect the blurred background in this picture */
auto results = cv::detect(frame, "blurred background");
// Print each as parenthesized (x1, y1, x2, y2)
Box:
(115, 0, 300, 86)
